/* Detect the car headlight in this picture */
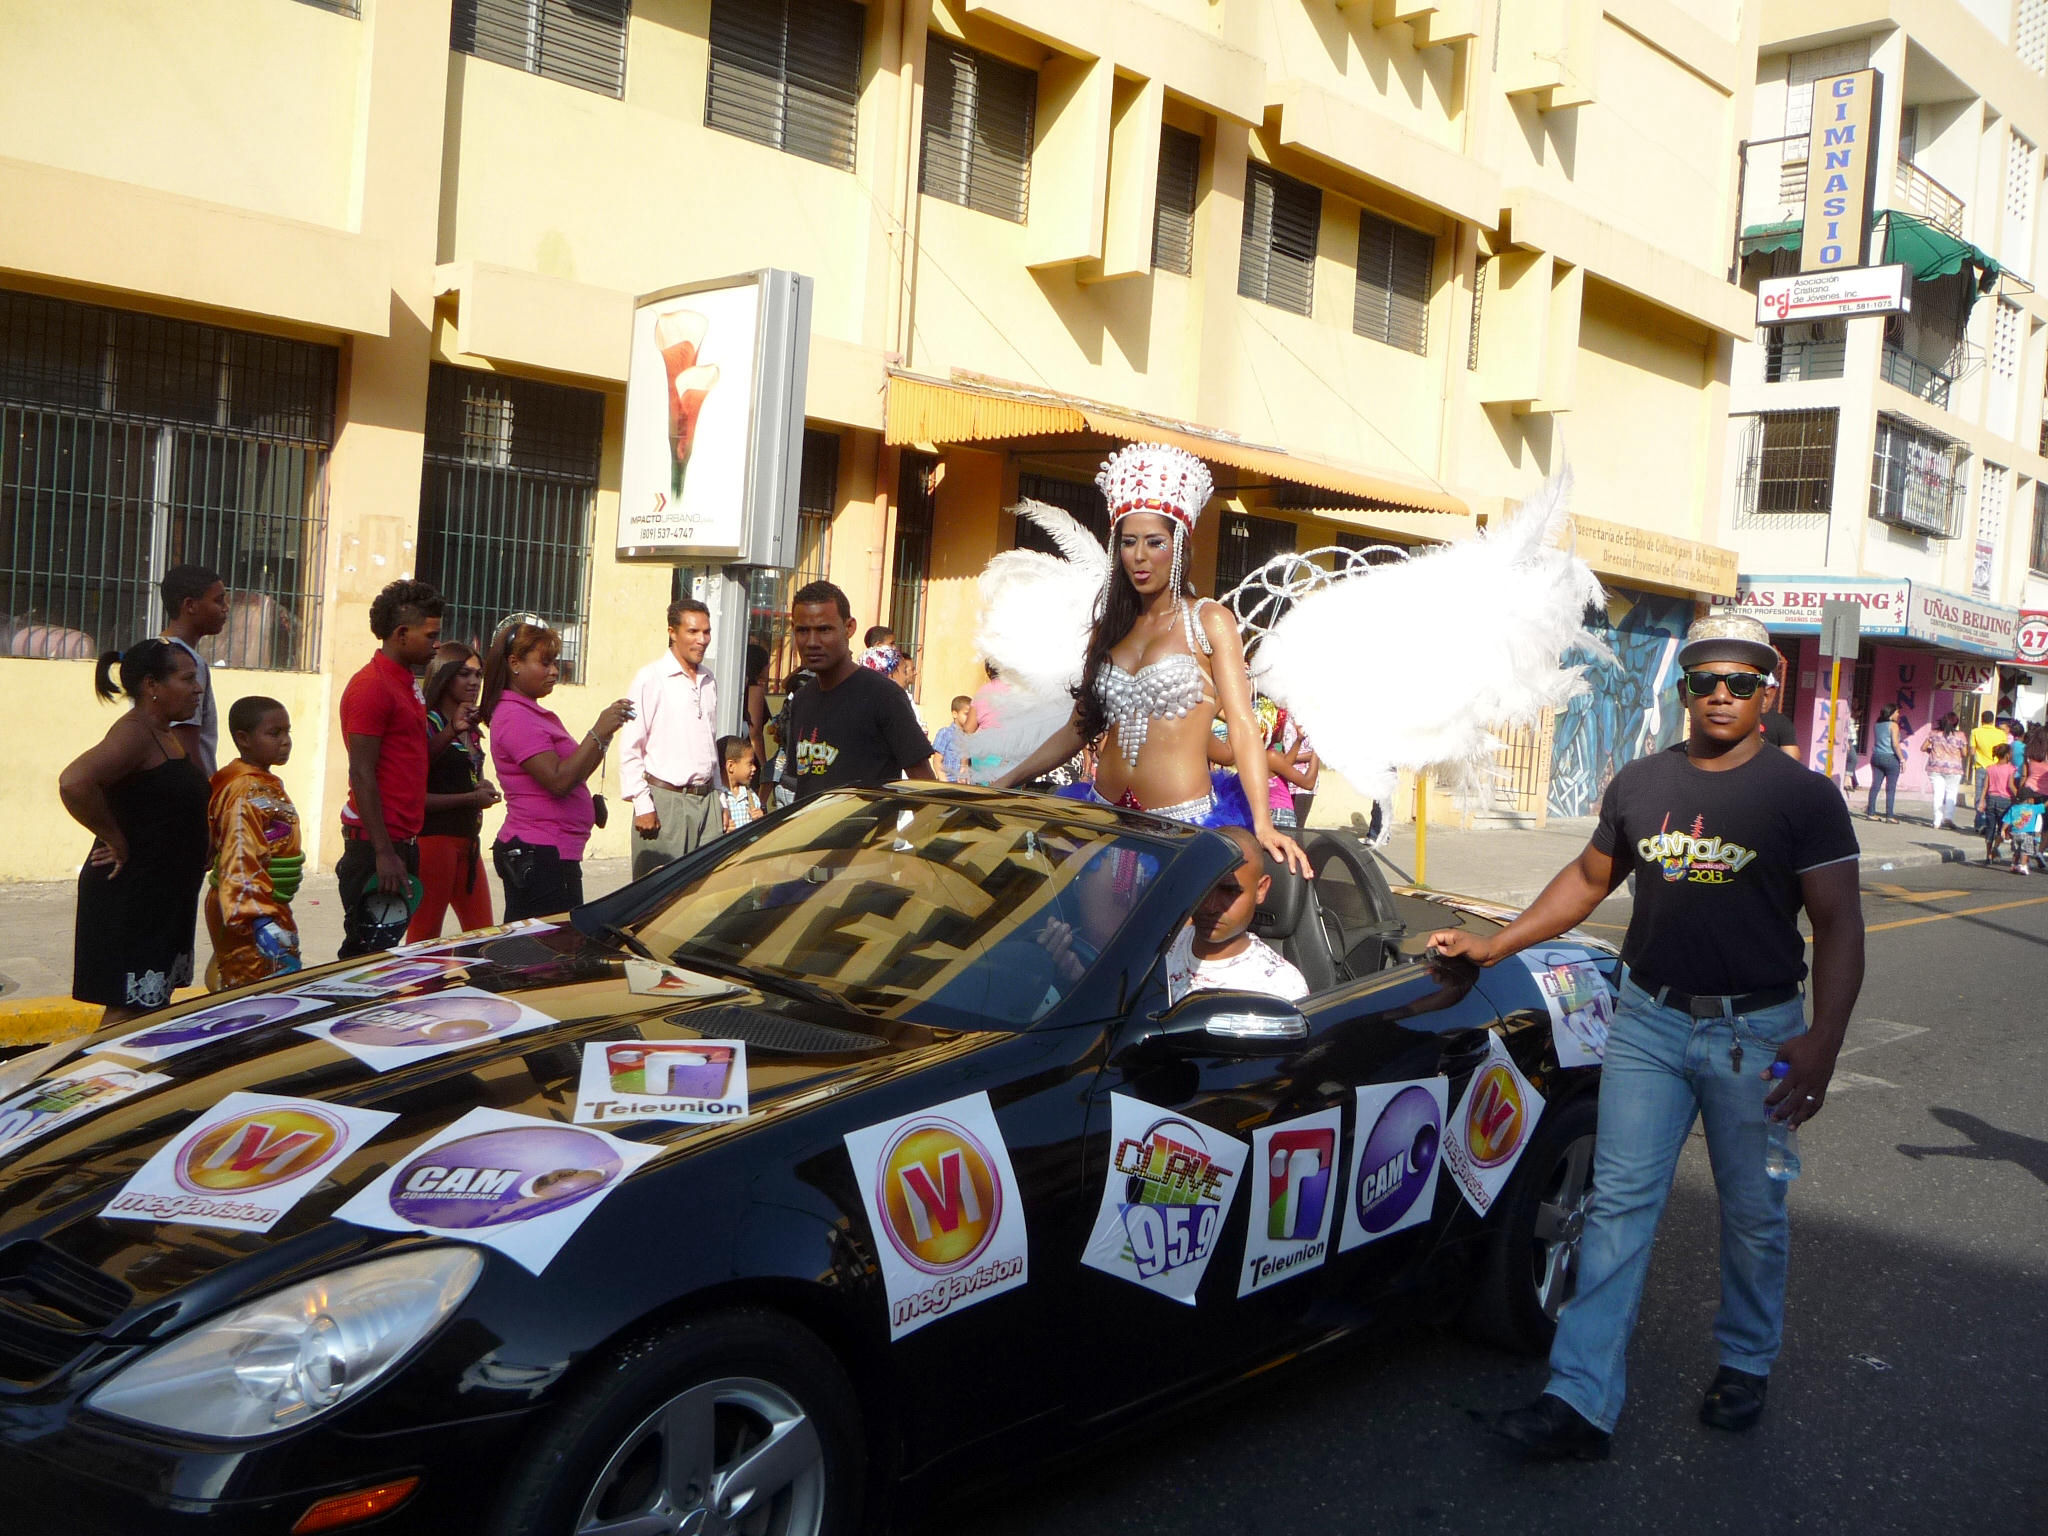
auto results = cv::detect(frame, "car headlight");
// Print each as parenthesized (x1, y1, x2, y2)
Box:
(86, 1246, 483, 1439)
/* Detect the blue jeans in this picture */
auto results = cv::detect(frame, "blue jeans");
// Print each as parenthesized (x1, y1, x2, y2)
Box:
(1545, 973, 1808, 1431)
(1865, 752, 1901, 817)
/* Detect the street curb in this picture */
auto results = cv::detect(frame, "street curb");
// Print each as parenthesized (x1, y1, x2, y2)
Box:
(0, 989, 204, 1049)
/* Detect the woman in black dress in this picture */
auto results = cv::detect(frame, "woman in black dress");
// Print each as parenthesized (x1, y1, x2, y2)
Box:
(59, 641, 212, 1024)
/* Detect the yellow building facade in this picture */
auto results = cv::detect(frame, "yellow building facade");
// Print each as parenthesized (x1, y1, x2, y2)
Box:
(0, 0, 1762, 882)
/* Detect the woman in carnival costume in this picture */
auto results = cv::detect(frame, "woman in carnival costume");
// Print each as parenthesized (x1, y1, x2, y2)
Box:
(991, 444, 1312, 874)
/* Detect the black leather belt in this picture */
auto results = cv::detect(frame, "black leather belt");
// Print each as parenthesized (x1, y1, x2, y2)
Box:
(1635, 976, 1801, 1018)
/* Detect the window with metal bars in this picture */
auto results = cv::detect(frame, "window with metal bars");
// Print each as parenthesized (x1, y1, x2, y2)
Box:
(889, 451, 938, 666)
(1738, 409, 1836, 516)
(1355, 213, 1432, 354)
(1869, 413, 1965, 538)
(1238, 163, 1320, 316)
(1214, 512, 1296, 597)
(746, 429, 839, 688)
(1015, 471, 1108, 555)
(415, 365, 603, 680)
(1151, 126, 1200, 275)
(0, 287, 334, 669)
(705, 0, 863, 171)
(2032, 483, 2048, 573)
(919, 39, 1035, 223)
(451, 0, 630, 99)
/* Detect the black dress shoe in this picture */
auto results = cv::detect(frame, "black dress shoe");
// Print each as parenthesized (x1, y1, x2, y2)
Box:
(1492, 1393, 1612, 1461)
(1699, 1366, 1769, 1431)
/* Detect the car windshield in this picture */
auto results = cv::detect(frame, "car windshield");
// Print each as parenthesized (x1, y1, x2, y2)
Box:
(622, 792, 1179, 1030)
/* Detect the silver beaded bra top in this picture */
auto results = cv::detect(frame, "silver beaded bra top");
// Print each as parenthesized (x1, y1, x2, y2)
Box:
(1096, 652, 1209, 768)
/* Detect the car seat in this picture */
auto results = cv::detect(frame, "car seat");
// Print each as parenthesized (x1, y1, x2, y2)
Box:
(1251, 854, 1340, 993)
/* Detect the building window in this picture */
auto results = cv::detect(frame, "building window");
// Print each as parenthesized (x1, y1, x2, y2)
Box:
(1214, 512, 1296, 597)
(1737, 409, 1836, 516)
(1974, 463, 2007, 598)
(1782, 39, 1869, 136)
(451, 0, 630, 100)
(1869, 413, 1966, 538)
(0, 287, 335, 669)
(1015, 471, 1109, 555)
(705, 0, 863, 171)
(1238, 163, 1320, 316)
(889, 451, 939, 668)
(919, 39, 1035, 223)
(2031, 483, 2048, 573)
(416, 365, 603, 680)
(1354, 213, 1432, 354)
(1151, 126, 1201, 275)
(746, 428, 838, 688)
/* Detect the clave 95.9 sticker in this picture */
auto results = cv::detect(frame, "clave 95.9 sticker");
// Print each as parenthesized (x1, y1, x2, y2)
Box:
(0, 1057, 171, 1161)
(102, 1092, 397, 1232)
(1081, 1094, 1247, 1306)
(844, 1092, 1029, 1341)
(573, 1039, 750, 1125)
(1442, 1036, 1545, 1217)
(1519, 947, 1614, 1069)
(1240, 1107, 1343, 1296)
(297, 988, 558, 1072)
(1337, 1078, 1448, 1253)
(335, 1106, 658, 1274)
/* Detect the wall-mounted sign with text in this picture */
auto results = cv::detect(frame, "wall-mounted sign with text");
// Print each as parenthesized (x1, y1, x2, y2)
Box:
(1800, 69, 1882, 273)
(1732, 575, 1908, 636)
(1906, 585, 2019, 660)
(1757, 263, 1907, 324)
(2016, 610, 2048, 666)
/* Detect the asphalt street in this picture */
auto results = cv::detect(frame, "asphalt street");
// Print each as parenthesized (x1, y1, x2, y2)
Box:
(935, 862, 2048, 1536)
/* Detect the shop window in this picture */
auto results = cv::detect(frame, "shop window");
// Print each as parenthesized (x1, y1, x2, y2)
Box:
(919, 39, 1035, 224)
(451, 0, 630, 100)
(1738, 409, 1836, 516)
(1151, 126, 1201, 276)
(705, 0, 863, 171)
(1354, 213, 1431, 355)
(1015, 472, 1109, 556)
(1239, 163, 1320, 317)
(416, 365, 603, 680)
(0, 286, 335, 669)
(747, 429, 839, 688)
(2031, 483, 2048, 574)
(889, 451, 939, 668)
(1869, 413, 1966, 539)
(1215, 512, 1295, 598)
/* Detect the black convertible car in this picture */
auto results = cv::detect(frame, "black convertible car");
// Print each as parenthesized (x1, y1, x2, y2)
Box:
(0, 787, 1614, 1535)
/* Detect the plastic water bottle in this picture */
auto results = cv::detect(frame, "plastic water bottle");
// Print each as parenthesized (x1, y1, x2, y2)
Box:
(1764, 1061, 1802, 1182)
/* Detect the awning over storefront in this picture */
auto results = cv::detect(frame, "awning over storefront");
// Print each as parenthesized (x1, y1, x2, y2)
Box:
(884, 371, 1471, 519)
(1740, 212, 2001, 287)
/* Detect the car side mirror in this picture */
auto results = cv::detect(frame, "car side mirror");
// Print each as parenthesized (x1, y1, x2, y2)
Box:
(1124, 990, 1310, 1060)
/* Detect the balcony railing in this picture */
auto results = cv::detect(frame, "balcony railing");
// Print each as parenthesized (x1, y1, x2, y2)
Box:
(1893, 159, 1966, 236)
(1765, 332, 1846, 382)
(1879, 344, 1952, 408)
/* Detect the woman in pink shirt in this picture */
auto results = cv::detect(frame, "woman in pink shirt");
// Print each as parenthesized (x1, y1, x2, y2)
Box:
(479, 620, 631, 920)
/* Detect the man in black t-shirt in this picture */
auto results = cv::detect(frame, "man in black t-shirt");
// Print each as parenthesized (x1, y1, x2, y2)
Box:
(784, 581, 935, 801)
(1758, 673, 1800, 759)
(1433, 612, 1864, 1460)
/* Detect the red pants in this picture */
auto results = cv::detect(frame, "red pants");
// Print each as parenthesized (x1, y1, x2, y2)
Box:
(405, 834, 494, 944)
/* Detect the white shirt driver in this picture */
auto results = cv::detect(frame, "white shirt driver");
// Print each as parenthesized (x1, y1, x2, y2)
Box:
(1165, 926, 1309, 1006)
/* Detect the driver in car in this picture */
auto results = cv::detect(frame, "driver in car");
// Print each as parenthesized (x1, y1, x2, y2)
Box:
(1163, 826, 1306, 1005)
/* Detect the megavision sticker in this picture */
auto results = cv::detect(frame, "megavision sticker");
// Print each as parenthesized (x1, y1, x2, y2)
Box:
(102, 1092, 397, 1232)
(572, 1039, 750, 1125)
(1337, 1078, 1449, 1253)
(297, 988, 558, 1072)
(1239, 1106, 1344, 1297)
(1081, 1094, 1248, 1306)
(100, 992, 332, 1064)
(0, 1058, 170, 1160)
(1519, 946, 1613, 1069)
(844, 1092, 1029, 1341)
(1442, 1035, 1545, 1217)
(334, 1106, 658, 1274)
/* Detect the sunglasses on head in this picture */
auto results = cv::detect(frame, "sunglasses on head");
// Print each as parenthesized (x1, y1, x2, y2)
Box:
(1685, 670, 1766, 699)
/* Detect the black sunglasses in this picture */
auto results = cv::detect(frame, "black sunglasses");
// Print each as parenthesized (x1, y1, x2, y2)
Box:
(1685, 670, 1765, 700)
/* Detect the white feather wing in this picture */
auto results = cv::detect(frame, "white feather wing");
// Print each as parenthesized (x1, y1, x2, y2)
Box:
(1251, 469, 1608, 797)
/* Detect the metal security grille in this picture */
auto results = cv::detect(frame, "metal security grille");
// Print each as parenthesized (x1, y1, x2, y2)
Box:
(706, 0, 863, 170)
(747, 428, 838, 688)
(1214, 512, 1295, 597)
(416, 365, 603, 679)
(889, 451, 938, 665)
(1015, 471, 1108, 555)
(452, 0, 630, 99)
(1737, 409, 1836, 516)
(919, 39, 1035, 223)
(1355, 213, 1431, 354)
(1868, 413, 1964, 538)
(0, 287, 334, 669)
(1151, 126, 1200, 275)
(1239, 162, 1319, 316)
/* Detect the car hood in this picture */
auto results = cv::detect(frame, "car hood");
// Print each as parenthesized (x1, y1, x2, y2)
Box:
(0, 922, 988, 1335)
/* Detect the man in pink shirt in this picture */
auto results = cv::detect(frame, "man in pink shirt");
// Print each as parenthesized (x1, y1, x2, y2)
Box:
(619, 598, 721, 878)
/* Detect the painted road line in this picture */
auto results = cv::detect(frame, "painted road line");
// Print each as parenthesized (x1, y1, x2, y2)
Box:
(1863, 894, 2048, 935)
(1868, 883, 1970, 903)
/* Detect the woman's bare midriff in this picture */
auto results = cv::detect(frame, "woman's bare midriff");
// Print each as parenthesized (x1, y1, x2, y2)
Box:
(1092, 621, 1219, 807)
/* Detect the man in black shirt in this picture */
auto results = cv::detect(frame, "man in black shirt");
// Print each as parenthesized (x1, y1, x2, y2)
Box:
(1758, 669, 1800, 759)
(1432, 612, 1864, 1459)
(784, 581, 935, 801)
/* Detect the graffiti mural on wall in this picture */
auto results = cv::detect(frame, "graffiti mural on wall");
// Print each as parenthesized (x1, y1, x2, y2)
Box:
(1547, 590, 1693, 818)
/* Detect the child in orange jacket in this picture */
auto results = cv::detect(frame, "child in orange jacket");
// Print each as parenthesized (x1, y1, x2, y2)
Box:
(204, 696, 305, 988)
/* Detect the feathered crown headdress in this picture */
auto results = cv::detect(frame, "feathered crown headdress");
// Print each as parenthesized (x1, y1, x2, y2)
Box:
(1095, 443, 1213, 537)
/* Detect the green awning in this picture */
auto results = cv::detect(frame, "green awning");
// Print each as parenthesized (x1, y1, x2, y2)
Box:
(1740, 213, 2000, 286)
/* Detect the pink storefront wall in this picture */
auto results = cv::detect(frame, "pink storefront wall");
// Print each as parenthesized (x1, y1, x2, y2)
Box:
(1793, 637, 1984, 792)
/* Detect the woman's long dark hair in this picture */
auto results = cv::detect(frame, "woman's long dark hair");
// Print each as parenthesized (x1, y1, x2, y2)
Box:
(1073, 527, 1192, 743)
(422, 642, 480, 722)
(478, 621, 557, 724)
(93, 639, 183, 704)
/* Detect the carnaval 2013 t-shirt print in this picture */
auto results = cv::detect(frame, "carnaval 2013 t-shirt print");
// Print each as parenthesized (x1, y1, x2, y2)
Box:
(1593, 742, 1859, 996)
(102, 1092, 397, 1233)
(1081, 1093, 1248, 1306)
(1442, 1035, 1544, 1218)
(1239, 1107, 1342, 1297)
(1338, 1077, 1450, 1253)
(786, 668, 935, 801)
(335, 1106, 659, 1275)
(843, 1091, 1029, 1341)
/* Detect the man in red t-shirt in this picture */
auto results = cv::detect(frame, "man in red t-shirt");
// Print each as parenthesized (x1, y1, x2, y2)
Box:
(336, 579, 443, 956)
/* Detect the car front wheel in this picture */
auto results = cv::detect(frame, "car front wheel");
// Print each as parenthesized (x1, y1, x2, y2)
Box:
(1462, 1088, 1598, 1356)
(493, 1309, 865, 1536)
